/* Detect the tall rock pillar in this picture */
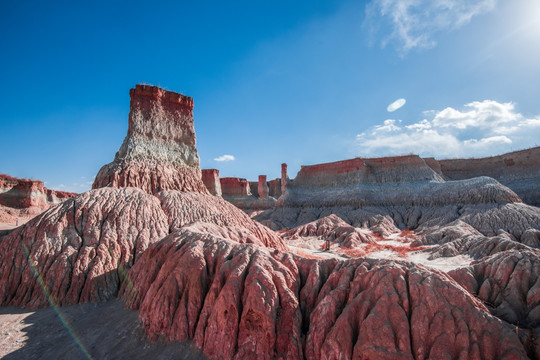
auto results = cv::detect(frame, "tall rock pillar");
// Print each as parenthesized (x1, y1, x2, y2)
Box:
(281, 163, 288, 196)
(258, 175, 269, 198)
(92, 85, 209, 194)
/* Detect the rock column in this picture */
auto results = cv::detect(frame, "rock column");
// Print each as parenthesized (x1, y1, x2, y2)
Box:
(281, 163, 288, 196)
(258, 175, 269, 198)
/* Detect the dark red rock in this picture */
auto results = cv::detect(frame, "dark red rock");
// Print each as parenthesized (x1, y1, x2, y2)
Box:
(121, 232, 528, 359)
(450, 250, 540, 358)
(220, 177, 251, 196)
(258, 175, 269, 199)
(93, 85, 208, 195)
(201, 169, 222, 196)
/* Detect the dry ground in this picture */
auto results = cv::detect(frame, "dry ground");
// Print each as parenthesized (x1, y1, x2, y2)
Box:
(0, 299, 207, 360)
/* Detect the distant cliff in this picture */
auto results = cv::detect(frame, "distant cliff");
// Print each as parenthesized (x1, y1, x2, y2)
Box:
(0, 174, 76, 223)
(438, 146, 540, 206)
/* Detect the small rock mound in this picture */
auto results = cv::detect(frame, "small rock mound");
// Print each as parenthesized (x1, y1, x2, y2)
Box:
(0, 187, 169, 308)
(122, 232, 528, 359)
(93, 85, 208, 195)
(281, 214, 378, 248)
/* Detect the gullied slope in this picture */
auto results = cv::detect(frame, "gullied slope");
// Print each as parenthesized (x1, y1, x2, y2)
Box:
(0, 187, 169, 308)
(158, 190, 286, 250)
(450, 250, 540, 358)
(121, 231, 528, 359)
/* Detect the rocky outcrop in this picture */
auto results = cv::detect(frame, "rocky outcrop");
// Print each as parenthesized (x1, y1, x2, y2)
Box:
(0, 174, 76, 211)
(450, 250, 540, 358)
(220, 177, 278, 211)
(93, 85, 208, 195)
(0, 187, 169, 308)
(220, 177, 251, 196)
(0, 174, 76, 224)
(121, 231, 528, 359)
(201, 169, 222, 196)
(439, 146, 540, 206)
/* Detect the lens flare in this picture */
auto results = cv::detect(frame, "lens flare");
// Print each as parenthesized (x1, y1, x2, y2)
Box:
(22, 243, 93, 360)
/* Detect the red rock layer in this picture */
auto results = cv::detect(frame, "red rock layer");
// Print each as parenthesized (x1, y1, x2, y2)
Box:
(220, 177, 252, 196)
(121, 232, 527, 359)
(0, 174, 76, 210)
(92, 85, 208, 195)
(94, 161, 208, 195)
(157, 190, 286, 250)
(293, 155, 443, 188)
(0, 187, 169, 308)
(201, 169, 222, 196)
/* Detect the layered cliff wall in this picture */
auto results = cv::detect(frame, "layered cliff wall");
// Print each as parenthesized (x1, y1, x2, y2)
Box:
(93, 85, 208, 194)
(438, 146, 540, 206)
(293, 155, 443, 188)
(280, 155, 519, 207)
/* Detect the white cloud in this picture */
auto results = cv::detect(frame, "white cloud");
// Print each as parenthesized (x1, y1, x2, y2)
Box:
(356, 99, 540, 158)
(387, 98, 406, 112)
(365, 0, 497, 53)
(372, 119, 402, 134)
(214, 154, 236, 162)
(405, 119, 431, 131)
(432, 100, 520, 130)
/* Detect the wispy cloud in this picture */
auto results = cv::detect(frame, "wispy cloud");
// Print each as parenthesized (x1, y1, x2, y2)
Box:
(214, 154, 235, 162)
(387, 98, 406, 112)
(365, 0, 497, 54)
(356, 99, 540, 158)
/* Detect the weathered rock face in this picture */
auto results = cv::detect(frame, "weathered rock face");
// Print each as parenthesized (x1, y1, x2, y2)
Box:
(439, 146, 540, 206)
(220, 177, 251, 196)
(201, 169, 222, 196)
(258, 175, 269, 199)
(121, 232, 528, 359)
(220, 177, 277, 210)
(293, 155, 443, 188)
(282, 175, 520, 208)
(157, 190, 286, 250)
(0, 174, 77, 225)
(450, 250, 540, 358)
(272, 154, 522, 208)
(0, 187, 169, 308)
(93, 85, 208, 194)
(0, 174, 76, 210)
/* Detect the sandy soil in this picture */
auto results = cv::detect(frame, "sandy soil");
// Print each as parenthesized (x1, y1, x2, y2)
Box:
(0, 299, 207, 360)
(286, 232, 473, 272)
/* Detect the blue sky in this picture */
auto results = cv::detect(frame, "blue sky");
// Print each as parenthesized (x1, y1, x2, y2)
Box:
(1, 0, 539, 192)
